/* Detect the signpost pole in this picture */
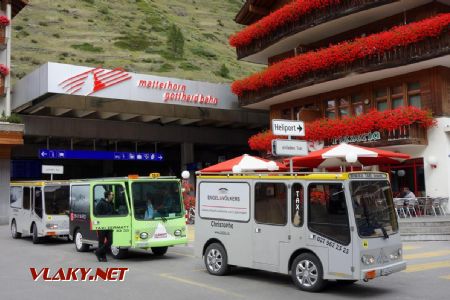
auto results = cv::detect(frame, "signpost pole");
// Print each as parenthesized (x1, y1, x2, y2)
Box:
(50, 173, 53, 181)
(288, 135, 293, 173)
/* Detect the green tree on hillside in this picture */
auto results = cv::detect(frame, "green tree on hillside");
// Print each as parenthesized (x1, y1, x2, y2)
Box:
(167, 24, 184, 58)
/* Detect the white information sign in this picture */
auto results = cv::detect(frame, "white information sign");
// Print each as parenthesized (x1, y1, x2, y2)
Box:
(272, 119, 305, 136)
(199, 182, 250, 222)
(272, 139, 308, 156)
(42, 165, 64, 174)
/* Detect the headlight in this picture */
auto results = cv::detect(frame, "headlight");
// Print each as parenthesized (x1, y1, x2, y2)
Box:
(361, 255, 376, 265)
(174, 229, 181, 236)
(390, 248, 402, 260)
(46, 224, 58, 229)
(140, 232, 149, 239)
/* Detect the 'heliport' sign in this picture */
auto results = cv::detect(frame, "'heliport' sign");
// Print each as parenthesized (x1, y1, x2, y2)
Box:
(272, 119, 305, 136)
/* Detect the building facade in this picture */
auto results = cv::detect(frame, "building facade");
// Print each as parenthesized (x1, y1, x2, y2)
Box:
(0, 0, 27, 224)
(231, 0, 450, 199)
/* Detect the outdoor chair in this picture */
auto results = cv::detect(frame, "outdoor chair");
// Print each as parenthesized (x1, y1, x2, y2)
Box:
(406, 198, 418, 217)
(418, 197, 435, 216)
(433, 197, 447, 216)
(394, 198, 407, 218)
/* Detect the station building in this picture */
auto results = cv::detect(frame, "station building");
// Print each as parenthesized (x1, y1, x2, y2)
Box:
(0, 62, 268, 223)
(231, 0, 450, 199)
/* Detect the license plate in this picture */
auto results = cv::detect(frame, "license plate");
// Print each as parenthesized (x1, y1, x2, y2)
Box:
(381, 264, 404, 276)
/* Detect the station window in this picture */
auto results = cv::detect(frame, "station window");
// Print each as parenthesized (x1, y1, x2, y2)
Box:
(34, 187, 43, 218)
(71, 185, 90, 214)
(93, 184, 128, 217)
(23, 187, 31, 210)
(308, 183, 350, 245)
(255, 183, 287, 225)
(291, 183, 304, 227)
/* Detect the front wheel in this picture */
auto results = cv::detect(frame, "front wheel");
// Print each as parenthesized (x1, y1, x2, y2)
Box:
(291, 253, 326, 292)
(111, 246, 128, 259)
(151, 246, 168, 256)
(32, 223, 41, 244)
(204, 243, 229, 276)
(11, 220, 21, 239)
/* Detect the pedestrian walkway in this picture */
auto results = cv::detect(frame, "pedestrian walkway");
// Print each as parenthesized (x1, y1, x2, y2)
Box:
(403, 241, 450, 280)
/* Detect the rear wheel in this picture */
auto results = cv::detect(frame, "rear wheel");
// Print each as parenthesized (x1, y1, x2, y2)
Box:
(204, 243, 229, 276)
(291, 253, 326, 292)
(111, 246, 128, 259)
(74, 230, 90, 252)
(151, 246, 168, 256)
(32, 223, 41, 244)
(11, 220, 21, 239)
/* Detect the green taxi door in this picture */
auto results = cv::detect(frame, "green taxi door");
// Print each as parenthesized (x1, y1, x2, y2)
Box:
(90, 182, 132, 247)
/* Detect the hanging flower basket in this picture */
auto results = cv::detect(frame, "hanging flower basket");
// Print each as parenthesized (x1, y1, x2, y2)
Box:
(0, 64, 9, 77)
(232, 14, 450, 96)
(0, 16, 10, 27)
(248, 107, 436, 152)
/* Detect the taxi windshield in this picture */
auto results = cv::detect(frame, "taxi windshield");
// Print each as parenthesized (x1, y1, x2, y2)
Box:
(350, 180, 398, 238)
(132, 181, 182, 221)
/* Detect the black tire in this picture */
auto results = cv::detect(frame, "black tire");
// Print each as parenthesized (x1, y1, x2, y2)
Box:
(291, 253, 327, 292)
(151, 246, 168, 256)
(74, 230, 90, 252)
(110, 246, 128, 259)
(11, 220, 21, 239)
(204, 243, 229, 276)
(32, 223, 40, 244)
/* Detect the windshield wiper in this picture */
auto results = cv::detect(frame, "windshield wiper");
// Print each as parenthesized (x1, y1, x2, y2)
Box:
(380, 226, 389, 239)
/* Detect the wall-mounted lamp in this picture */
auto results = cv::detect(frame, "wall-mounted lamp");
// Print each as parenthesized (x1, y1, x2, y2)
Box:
(427, 156, 438, 169)
(397, 169, 406, 177)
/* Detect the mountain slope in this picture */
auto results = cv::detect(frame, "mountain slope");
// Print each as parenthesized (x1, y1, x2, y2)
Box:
(11, 0, 262, 83)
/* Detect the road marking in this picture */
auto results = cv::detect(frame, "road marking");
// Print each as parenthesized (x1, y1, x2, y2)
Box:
(160, 273, 244, 298)
(404, 260, 450, 273)
(403, 245, 421, 251)
(169, 251, 195, 258)
(440, 275, 450, 280)
(404, 250, 450, 260)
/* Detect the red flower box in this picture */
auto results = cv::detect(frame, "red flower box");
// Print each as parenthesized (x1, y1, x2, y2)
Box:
(0, 64, 9, 76)
(248, 107, 436, 152)
(0, 15, 10, 27)
(232, 14, 450, 97)
(230, 0, 341, 48)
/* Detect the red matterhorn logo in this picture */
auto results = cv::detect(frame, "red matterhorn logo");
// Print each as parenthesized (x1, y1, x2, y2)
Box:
(59, 67, 132, 96)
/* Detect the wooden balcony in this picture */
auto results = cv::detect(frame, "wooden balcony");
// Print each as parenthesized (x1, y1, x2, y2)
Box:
(239, 27, 450, 107)
(235, 0, 397, 60)
(326, 122, 428, 147)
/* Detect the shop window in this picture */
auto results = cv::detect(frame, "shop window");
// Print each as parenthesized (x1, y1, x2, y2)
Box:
(308, 183, 350, 245)
(255, 183, 287, 225)
(291, 183, 304, 227)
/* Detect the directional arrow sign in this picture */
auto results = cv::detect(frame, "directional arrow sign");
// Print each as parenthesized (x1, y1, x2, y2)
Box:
(272, 119, 305, 136)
